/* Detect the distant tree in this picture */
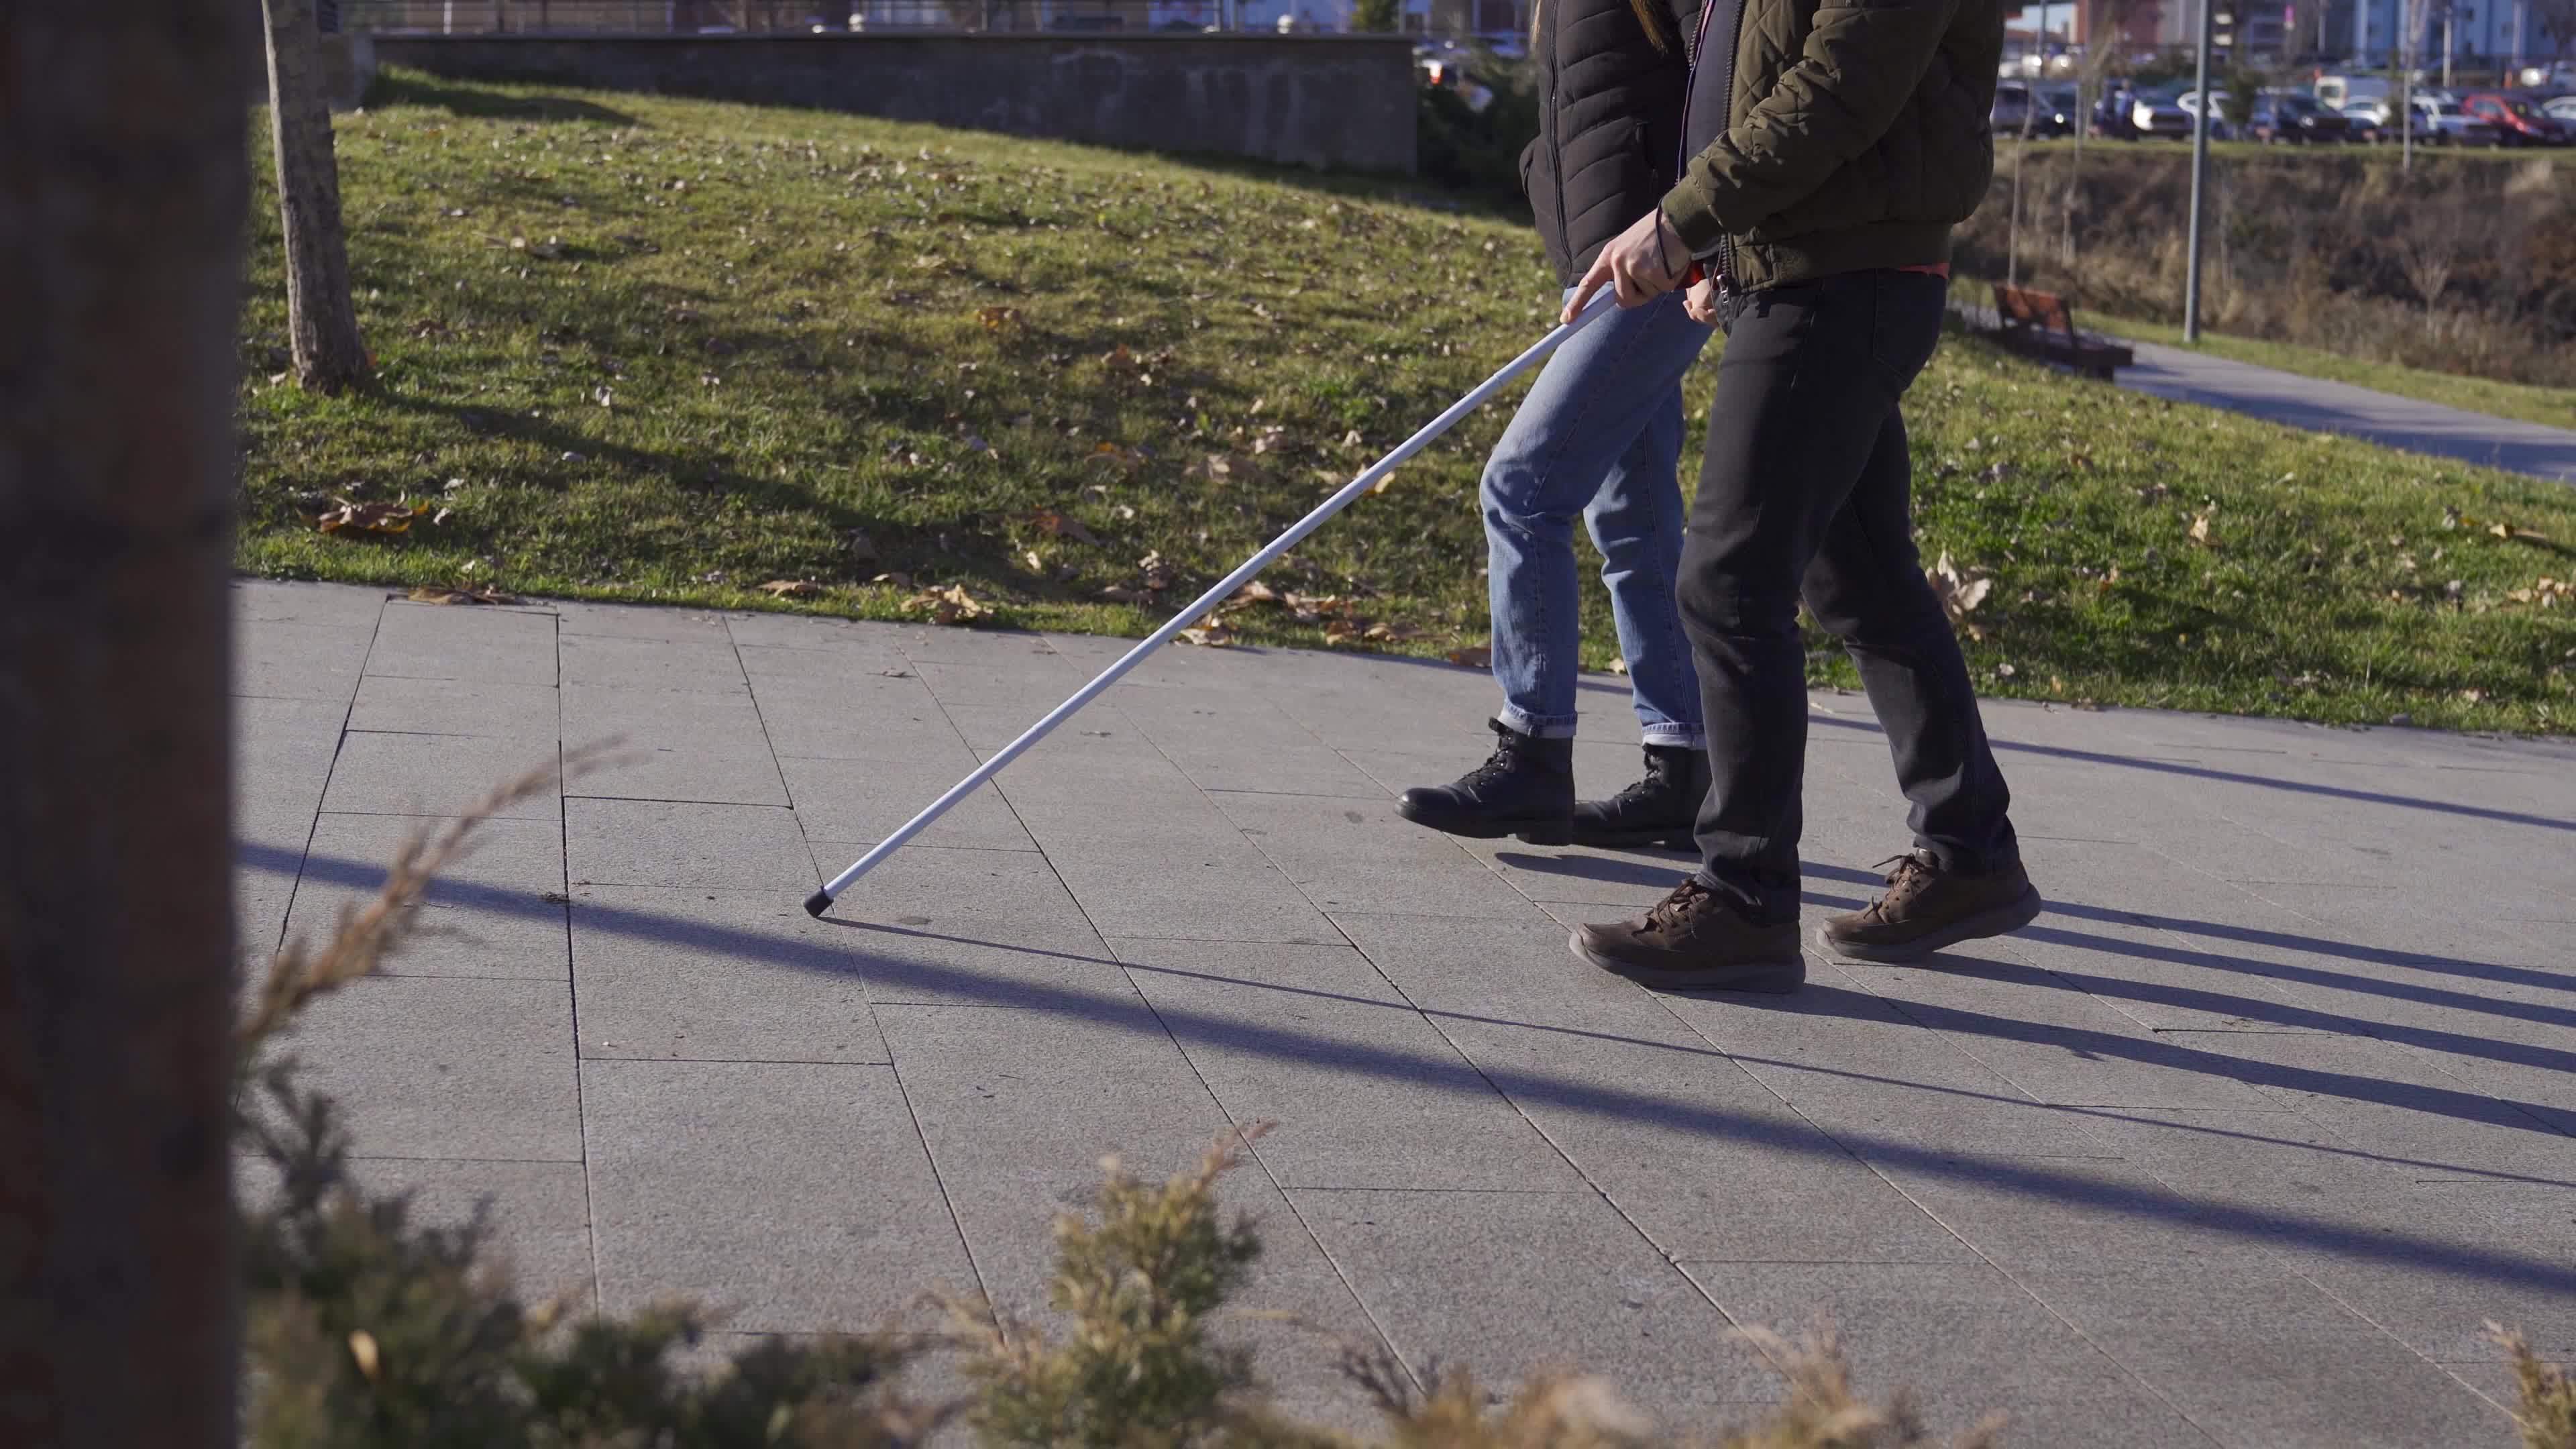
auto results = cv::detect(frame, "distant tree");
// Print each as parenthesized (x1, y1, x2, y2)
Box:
(1354, 0, 1404, 30)
(2220, 60, 2265, 131)
(1, 3, 254, 1448)
(2534, 0, 2576, 58)
(260, 0, 370, 391)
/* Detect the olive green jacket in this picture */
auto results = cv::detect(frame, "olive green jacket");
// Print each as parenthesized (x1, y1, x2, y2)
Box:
(1657, 0, 2002, 290)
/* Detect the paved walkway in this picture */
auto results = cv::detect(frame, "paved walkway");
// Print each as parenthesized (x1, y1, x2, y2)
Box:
(2116, 341, 2576, 484)
(234, 580, 2576, 1446)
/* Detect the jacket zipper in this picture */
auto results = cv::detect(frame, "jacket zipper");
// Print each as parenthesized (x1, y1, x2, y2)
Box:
(1542, 0, 1567, 278)
(1677, 0, 1742, 295)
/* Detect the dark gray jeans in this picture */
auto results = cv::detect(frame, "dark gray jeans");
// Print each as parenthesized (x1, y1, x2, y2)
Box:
(1678, 270, 2018, 921)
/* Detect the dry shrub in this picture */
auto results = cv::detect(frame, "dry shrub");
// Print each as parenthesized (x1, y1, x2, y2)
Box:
(2496, 1323, 2576, 1449)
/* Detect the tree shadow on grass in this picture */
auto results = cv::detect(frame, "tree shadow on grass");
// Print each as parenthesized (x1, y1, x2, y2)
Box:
(367, 69, 642, 126)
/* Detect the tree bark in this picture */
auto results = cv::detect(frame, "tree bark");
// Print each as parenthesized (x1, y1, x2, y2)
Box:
(261, 0, 368, 391)
(0, 3, 252, 1448)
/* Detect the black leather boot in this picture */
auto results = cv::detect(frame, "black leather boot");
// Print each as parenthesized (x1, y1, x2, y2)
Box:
(1572, 743, 1709, 850)
(1397, 720, 1575, 845)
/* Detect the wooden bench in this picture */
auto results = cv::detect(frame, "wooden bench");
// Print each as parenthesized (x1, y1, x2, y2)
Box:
(1984, 283, 2134, 380)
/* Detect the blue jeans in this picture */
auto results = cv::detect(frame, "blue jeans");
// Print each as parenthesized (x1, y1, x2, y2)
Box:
(1485, 287, 1712, 747)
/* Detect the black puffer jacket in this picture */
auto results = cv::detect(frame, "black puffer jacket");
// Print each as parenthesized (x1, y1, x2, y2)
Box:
(1519, 0, 1696, 286)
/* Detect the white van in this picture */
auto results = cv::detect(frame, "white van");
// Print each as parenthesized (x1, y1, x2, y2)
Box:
(2316, 74, 2390, 111)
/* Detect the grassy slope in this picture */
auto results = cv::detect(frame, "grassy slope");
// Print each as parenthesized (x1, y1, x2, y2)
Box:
(2076, 312, 2576, 433)
(237, 72, 2576, 734)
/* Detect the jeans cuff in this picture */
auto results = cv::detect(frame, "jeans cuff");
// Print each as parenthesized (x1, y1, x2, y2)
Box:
(1639, 724, 1706, 750)
(1495, 706, 1578, 741)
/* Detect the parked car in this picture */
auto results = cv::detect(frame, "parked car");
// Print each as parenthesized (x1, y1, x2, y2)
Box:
(2174, 89, 2237, 140)
(2410, 96, 2506, 146)
(2130, 92, 2194, 138)
(2545, 94, 2576, 123)
(1991, 80, 2037, 132)
(2463, 92, 2573, 146)
(2037, 85, 2082, 136)
(2248, 90, 2353, 143)
(2336, 98, 2386, 143)
(2315, 73, 2392, 111)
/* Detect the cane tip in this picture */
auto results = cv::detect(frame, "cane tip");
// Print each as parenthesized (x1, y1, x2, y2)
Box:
(803, 889, 833, 918)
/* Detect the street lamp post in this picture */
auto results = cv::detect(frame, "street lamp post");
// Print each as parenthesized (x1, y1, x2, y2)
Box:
(2182, 0, 2214, 342)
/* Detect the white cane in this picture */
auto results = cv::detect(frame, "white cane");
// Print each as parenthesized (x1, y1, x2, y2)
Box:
(808, 292, 1618, 916)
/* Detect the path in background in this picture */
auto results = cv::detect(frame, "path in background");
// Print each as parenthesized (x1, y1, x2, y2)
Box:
(234, 580, 2576, 1446)
(2116, 341, 2576, 484)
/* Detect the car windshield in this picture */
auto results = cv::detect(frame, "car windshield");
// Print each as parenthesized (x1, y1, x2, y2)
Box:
(2277, 95, 2319, 115)
(2506, 100, 2538, 116)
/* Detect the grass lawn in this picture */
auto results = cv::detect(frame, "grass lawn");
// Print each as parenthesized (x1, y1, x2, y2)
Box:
(236, 71, 2576, 735)
(2075, 311, 2576, 433)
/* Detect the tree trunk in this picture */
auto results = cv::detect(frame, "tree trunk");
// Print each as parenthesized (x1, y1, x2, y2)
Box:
(0, 3, 252, 1448)
(261, 0, 368, 391)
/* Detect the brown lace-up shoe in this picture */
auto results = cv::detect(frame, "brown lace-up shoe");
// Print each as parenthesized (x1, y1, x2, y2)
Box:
(1568, 878, 1804, 993)
(1819, 850, 2043, 964)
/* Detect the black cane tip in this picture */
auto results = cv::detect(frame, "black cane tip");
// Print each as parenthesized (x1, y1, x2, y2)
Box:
(803, 889, 833, 918)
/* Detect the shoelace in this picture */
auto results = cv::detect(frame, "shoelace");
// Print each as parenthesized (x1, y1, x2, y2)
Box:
(1601, 751, 1690, 810)
(1458, 723, 1534, 790)
(1645, 877, 1715, 930)
(1870, 851, 1942, 916)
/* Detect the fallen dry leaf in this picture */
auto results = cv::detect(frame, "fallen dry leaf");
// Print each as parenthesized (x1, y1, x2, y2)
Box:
(1232, 580, 1281, 605)
(1178, 619, 1236, 647)
(1446, 645, 1493, 668)
(1027, 508, 1102, 546)
(902, 584, 987, 625)
(317, 498, 429, 536)
(977, 305, 1022, 329)
(870, 571, 916, 590)
(347, 1330, 381, 1383)
(2188, 512, 2216, 547)
(1924, 551, 1993, 636)
(757, 579, 826, 598)
(1101, 584, 1154, 604)
(407, 586, 521, 606)
(1137, 551, 1177, 592)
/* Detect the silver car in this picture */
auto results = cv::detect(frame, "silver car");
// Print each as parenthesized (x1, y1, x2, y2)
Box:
(2130, 95, 2193, 138)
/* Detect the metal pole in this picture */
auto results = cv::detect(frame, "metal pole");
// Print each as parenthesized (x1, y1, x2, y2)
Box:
(2183, 0, 2214, 342)
(805, 295, 1618, 915)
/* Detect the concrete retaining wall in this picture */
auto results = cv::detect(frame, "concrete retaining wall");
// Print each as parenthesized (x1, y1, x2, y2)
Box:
(368, 35, 1417, 174)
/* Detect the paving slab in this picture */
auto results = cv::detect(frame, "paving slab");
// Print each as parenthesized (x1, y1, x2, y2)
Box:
(2021, 1262, 2517, 1448)
(1291, 1188, 1784, 1419)
(570, 886, 888, 1065)
(581, 1059, 975, 1333)
(230, 583, 2576, 1440)
(1111, 938, 1587, 1193)
(235, 619, 380, 701)
(342, 1159, 597, 1309)
(366, 601, 557, 686)
(566, 798, 814, 891)
(351, 674, 561, 740)
(269, 974, 580, 1162)
(282, 812, 569, 980)
(318, 730, 563, 821)
(557, 633, 745, 694)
